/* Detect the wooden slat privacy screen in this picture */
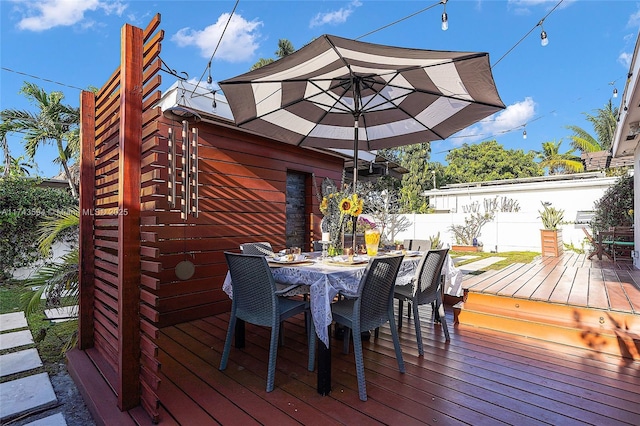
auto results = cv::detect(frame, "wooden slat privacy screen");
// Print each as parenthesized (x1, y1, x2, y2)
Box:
(78, 13, 344, 423)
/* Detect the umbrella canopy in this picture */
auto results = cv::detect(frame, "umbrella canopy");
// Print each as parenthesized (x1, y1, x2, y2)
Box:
(219, 34, 505, 158)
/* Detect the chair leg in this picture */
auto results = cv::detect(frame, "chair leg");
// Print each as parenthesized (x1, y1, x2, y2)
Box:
(342, 326, 352, 354)
(387, 307, 405, 373)
(308, 313, 316, 372)
(437, 298, 450, 341)
(351, 325, 368, 401)
(219, 313, 236, 371)
(266, 323, 280, 392)
(397, 299, 404, 328)
(278, 322, 285, 346)
(412, 299, 424, 356)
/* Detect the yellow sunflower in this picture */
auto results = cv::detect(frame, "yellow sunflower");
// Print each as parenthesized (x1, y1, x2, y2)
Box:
(320, 197, 329, 214)
(353, 199, 363, 216)
(339, 197, 353, 215)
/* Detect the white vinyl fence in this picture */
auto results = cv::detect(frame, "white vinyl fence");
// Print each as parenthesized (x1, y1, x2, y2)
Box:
(394, 212, 589, 253)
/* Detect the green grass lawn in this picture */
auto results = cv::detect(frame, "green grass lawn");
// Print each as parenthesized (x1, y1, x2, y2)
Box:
(449, 250, 540, 271)
(0, 281, 77, 379)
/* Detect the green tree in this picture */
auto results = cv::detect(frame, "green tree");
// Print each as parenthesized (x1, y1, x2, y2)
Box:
(0, 82, 79, 197)
(0, 177, 77, 279)
(566, 99, 618, 153)
(444, 140, 542, 183)
(275, 38, 295, 58)
(535, 140, 583, 175)
(23, 208, 79, 318)
(1, 155, 35, 177)
(251, 38, 295, 71)
(393, 143, 432, 213)
(591, 174, 633, 233)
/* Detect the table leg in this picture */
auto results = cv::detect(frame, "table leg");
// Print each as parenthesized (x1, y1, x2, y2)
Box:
(317, 327, 331, 395)
(235, 318, 245, 348)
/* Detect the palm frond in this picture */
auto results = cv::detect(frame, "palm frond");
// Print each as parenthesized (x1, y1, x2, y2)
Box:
(37, 207, 79, 255)
(22, 249, 79, 317)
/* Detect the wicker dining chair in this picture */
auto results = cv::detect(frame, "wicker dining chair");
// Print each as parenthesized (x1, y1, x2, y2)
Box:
(240, 242, 275, 257)
(394, 248, 450, 356)
(330, 255, 405, 401)
(220, 252, 315, 392)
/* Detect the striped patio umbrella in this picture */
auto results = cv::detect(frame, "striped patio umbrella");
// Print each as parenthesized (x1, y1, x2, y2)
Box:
(219, 34, 505, 186)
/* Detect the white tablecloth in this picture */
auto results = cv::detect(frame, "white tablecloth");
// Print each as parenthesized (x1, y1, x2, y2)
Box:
(222, 254, 460, 346)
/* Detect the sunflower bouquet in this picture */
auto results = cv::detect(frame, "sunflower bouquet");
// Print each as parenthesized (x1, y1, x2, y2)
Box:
(318, 179, 363, 255)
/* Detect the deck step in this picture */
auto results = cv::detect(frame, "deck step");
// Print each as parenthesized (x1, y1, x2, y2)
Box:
(457, 293, 640, 360)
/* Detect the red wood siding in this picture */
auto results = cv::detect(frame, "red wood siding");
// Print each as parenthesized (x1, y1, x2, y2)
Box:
(77, 13, 345, 422)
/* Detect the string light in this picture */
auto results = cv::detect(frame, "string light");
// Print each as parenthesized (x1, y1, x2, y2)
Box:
(441, 0, 448, 31)
(613, 88, 618, 98)
(522, 128, 527, 139)
(539, 20, 549, 47)
(492, 0, 563, 68)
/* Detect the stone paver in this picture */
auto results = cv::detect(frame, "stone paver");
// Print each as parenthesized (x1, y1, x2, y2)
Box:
(0, 372, 57, 422)
(0, 329, 34, 351)
(452, 255, 478, 264)
(44, 305, 78, 323)
(0, 312, 28, 332)
(458, 256, 506, 273)
(24, 412, 68, 426)
(0, 348, 43, 377)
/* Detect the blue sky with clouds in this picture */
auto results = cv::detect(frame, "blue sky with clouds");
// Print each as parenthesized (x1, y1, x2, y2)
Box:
(2, 0, 639, 178)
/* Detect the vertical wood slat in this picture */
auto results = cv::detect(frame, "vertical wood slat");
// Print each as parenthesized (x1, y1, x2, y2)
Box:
(79, 90, 97, 349)
(118, 23, 143, 411)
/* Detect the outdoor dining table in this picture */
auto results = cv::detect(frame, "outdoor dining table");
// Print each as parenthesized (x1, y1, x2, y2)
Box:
(222, 251, 461, 395)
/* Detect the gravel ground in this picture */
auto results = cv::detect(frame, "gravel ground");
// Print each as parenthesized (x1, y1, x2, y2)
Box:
(8, 363, 95, 426)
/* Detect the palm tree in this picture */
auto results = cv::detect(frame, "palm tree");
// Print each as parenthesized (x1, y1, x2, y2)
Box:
(0, 82, 79, 197)
(275, 38, 295, 58)
(566, 100, 618, 153)
(536, 140, 584, 175)
(250, 38, 296, 71)
(250, 57, 275, 71)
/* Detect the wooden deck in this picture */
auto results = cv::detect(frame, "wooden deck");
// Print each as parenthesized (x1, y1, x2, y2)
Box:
(69, 252, 640, 425)
(458, 252, 640, 360)
(146, 303, 640, 425)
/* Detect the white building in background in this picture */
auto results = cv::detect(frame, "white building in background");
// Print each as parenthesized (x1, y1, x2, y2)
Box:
(395, 172, 626, 253)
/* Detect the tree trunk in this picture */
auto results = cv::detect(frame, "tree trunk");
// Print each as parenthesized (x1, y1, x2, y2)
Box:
(57, 139, 78, 198)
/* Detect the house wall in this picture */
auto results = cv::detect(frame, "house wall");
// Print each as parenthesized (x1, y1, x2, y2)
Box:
(142, 120, 343, 328)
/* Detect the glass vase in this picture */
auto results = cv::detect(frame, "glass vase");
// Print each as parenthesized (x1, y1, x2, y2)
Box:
(364, 228, 381, 256)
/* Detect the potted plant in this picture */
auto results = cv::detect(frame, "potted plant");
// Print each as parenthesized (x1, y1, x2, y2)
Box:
(539, 202, 564, 257)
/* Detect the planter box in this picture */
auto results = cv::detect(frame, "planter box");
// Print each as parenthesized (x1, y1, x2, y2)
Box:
(540, 229, 563, 257)
(451, 245, 482, 252)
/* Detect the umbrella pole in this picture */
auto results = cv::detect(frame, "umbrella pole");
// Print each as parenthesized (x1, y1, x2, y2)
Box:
(352, 117, 358, 253)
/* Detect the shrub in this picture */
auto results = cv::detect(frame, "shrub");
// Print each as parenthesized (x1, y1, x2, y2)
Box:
(591, 174, 633, 232)
(0, 177, 77, 280)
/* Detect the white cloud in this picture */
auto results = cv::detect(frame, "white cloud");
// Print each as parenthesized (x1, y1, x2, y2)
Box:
(452, 97, 536, 145)
(618, 52, 633, 69)
(172, 13, 262, 63)
(310, 0, 362, 28)
(12, 0, 127, 32)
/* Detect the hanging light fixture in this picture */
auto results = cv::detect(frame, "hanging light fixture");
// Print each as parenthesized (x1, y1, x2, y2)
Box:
(539, 19, 549, 46)
(441, 0, 448, 31)
(613, 87, 618, 98)
(522, 128, 527, 139)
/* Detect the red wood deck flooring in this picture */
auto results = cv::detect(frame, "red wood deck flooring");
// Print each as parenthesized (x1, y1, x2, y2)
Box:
(151, 304, 640, 425)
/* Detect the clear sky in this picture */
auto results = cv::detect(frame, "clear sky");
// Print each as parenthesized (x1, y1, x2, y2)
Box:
(1, 0, 639, 178)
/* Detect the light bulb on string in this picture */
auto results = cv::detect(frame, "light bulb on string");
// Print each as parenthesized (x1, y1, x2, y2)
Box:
(522, 129, 527, 139)
(613, 88, 618, 98)
(441, 0, 448, 31)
